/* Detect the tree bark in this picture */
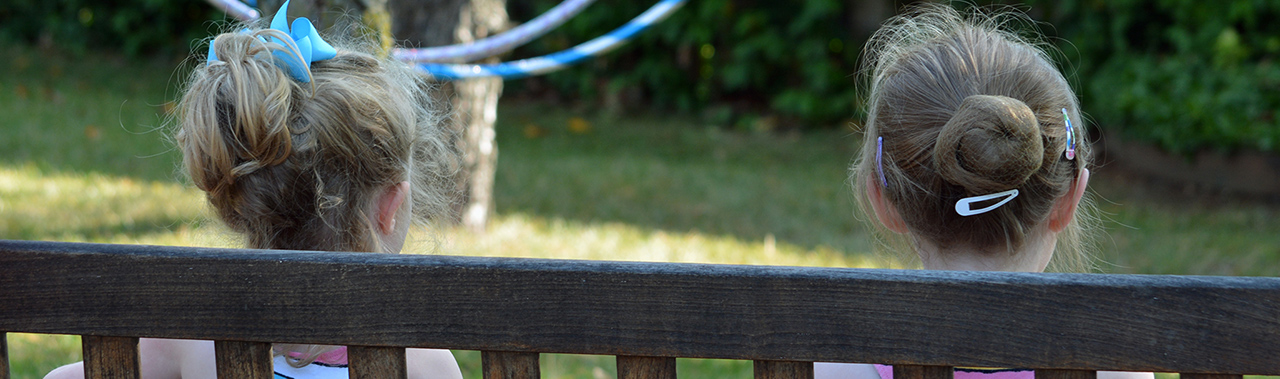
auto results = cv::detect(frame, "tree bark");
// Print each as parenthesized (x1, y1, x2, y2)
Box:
(392, 0, 506, 234)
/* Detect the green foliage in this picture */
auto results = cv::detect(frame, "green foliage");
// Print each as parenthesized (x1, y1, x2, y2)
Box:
(0, 0, 222, 56)
(508, 0, 862, 129)
(1009, 0, 1280, 154)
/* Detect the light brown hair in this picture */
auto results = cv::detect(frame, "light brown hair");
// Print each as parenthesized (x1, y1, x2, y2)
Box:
(176, 27, 457, 253)
(851, 5, 1093, 271)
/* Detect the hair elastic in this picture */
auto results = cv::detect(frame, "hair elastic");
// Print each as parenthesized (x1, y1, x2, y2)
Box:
(955, 189, 1019, 216)
(1062, 108, 1076, 160)
(876, 136, 888, 188)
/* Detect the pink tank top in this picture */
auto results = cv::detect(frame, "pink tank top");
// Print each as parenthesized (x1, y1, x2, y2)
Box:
(874, 365, 1034, 379)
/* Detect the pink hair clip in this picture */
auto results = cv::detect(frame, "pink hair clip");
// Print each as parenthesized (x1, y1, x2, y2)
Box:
(1062, 108, 1076, 160)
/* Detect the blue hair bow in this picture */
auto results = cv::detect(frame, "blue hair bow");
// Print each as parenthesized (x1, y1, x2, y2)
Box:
(206, 0, 336, 83)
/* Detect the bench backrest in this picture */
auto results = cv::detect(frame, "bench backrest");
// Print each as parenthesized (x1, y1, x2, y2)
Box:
(3, 239, 1279, 379)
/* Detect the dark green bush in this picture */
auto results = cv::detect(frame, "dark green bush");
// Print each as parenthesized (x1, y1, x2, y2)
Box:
(512, 0, 1280, 152)
(1020, 0, 1280, 154)
(508, 0, 864, 129)
(0, 0, 222, 56)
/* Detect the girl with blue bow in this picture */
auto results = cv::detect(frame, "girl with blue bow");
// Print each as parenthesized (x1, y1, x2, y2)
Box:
(44, 2, 462, 378)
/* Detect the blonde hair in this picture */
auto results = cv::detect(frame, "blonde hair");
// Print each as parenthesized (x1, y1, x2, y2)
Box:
(175, 24, 459, 366)
(177, 27, 457, 254)
(851, 4, 1095, 271)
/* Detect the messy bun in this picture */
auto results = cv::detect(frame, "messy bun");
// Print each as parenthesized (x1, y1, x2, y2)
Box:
(934, 95, 1044, 194)
(851, 4, 1092, 270)
(184, 31, 298, 199)
(176, 25, 457, 253)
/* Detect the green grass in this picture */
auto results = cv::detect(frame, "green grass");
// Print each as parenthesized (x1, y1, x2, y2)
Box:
(3, 40, 1280, 378)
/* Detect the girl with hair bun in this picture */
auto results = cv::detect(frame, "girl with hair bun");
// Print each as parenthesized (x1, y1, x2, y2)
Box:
(815, 4, 1151, 379)
(44, 2, 462, 378)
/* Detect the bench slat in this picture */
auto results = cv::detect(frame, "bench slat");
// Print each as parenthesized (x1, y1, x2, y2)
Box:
(894, 365, 953, 379)
(83, 336, 139, 379)
(349, 346, 406, 379)
(4, 241, 1280, 374)
(617, 356, 675, 379)
(1035, 369, 1096, 379)
(1, 332, 9, 379)
(482, 351, 539, 379)
(214, 340, 272, 379)
(754, 360, 814, 379)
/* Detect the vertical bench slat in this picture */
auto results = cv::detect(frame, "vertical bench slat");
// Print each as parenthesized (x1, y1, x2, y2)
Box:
(214, 340, 273, 379)
(349, 346, 407, 379)
(617, 356, 676, 379)
(1, 332, 10, 379)
(754, 360, 815, 379)
(1181, 374, 1243, 379)
(482, 351, 539, 379)
(894, 365, 954, 379)
(1035, 370, 1097, 379)
(82, 336, 140, 379)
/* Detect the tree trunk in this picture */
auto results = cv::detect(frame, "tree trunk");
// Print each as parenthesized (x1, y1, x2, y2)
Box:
(260, 0, 507, 233)
(392, 0, 507, 234)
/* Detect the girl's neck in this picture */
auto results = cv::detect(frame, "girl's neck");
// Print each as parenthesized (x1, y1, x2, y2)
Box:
(914, 229, 1055, 272)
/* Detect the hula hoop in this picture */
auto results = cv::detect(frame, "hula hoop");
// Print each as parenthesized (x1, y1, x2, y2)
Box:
(416, 0, 685, 80)
(208, 0, 259, 21)
(394, 0, 596, 63)
(206, 0, 596, 64)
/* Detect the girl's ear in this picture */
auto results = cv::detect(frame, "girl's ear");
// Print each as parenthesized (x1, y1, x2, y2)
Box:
(1048, 168, 1090, 233)
(374, 181, 411, 235)
(868, 179, 909, 234)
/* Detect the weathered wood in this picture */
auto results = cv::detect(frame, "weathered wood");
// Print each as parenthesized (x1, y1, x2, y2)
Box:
(4, 240, 1280, 374)
(349, 346, 407, 379)
(1180, 374, 1243, 379)
(895, 365, 953, 379)
(755, 360, 814, 379)
(214, 340, 272, 379)
(1035, 369, 1096, 379)
(1, 333, 9, 379)
(617, 356, 676, 379)
(482, 351, 538, 379)
(82, 336, 139, 379)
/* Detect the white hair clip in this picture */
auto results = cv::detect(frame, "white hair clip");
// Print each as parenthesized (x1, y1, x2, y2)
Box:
(955, 189, 1019, 216)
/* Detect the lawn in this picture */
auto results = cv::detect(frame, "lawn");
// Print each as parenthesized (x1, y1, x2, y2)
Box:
(3, 41, 1279, 378)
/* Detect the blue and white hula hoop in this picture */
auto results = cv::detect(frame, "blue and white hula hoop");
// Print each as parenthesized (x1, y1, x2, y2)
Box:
(417, 0, 685, 80)
(394, 0, 596, 63)
(204, 0, 685, 80)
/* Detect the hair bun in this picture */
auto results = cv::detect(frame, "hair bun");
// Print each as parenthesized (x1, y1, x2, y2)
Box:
(934, 94, 1044, 194)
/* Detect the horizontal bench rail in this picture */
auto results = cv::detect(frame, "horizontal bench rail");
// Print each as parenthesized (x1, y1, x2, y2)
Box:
(3, 240, 1280, 375)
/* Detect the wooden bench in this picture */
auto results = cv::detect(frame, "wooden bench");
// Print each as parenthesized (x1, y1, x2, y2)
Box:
(2, 239, 1278, 379)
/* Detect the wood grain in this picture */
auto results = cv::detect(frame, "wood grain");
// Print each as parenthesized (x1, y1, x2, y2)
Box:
(82, 336, 139, 379)
(482, 351, 538, 379)
(617, 356, 675, 379)
(1035, 369, 1096, 379)
(3, 240, 1280, 374)
(1, 332, 9, 379)
(895, 365, 953, 379)
(349, 346, 406, 379)
(214, 340, 272, 379)
(755, 360, 814, 379)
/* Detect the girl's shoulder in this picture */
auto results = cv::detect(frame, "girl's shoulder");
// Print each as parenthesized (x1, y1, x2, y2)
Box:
(406, 348, 463, 379)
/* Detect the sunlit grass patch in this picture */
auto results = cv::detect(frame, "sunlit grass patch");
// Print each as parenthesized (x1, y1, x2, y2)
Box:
(435, 213, 887, 268)
(0, 164, 212, 243)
